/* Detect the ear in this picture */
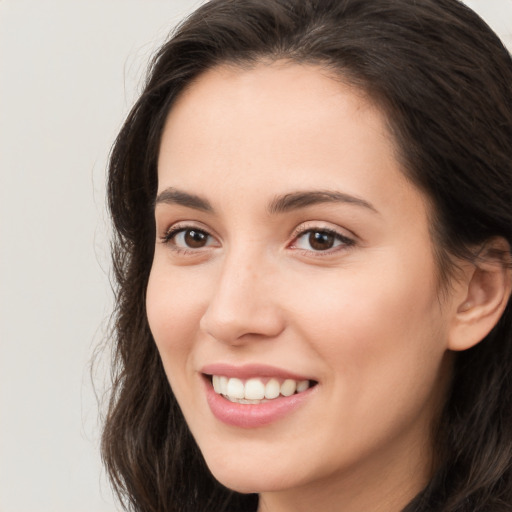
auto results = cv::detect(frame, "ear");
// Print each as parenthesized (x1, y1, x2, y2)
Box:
(448, 238, 512, 352)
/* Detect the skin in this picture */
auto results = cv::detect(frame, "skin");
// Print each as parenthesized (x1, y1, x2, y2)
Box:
(146, 61, 470, 512)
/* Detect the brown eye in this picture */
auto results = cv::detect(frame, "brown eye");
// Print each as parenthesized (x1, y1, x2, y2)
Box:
(163, 227, 216, 250)
(183, 229, 209, 248)
(293, 228, 353, 253)
(308, 231, 336, 251)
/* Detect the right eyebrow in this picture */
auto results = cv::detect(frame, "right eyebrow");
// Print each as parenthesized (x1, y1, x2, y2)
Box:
(154, 187, 213, 212)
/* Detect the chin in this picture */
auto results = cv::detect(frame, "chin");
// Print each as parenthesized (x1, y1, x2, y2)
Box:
(203, 454, 300, 494)
(212, 473, 288, 495)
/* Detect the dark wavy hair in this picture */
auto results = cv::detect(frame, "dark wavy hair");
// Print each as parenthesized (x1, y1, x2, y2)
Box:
(102, 1, 512, 511)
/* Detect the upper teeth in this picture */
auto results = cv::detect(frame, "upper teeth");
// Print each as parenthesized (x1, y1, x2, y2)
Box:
(212, 376, 311, 401)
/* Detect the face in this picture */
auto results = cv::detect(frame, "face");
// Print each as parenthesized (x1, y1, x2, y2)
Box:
(147, 62, 457, 509)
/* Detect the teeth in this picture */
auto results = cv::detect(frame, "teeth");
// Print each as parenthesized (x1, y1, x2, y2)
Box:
(226, 377, 245, 399)
(265, 378, 280, 399)
(211, 375, 312, 402)
(280, 379, 297, 397)
(245, 378, 265, 400)
(297, 380, 310, 393)
(212, 375, 221, 393)
(226, 397, 264, 404)
(219, 376, 228, 395)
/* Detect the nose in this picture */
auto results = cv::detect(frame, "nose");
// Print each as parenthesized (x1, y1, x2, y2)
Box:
(199, 252, 286, 345)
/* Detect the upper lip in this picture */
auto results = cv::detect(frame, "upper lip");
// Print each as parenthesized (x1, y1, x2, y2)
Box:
(200, 363, 315, 382)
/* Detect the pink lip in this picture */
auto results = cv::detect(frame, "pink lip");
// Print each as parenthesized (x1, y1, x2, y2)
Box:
(200, 364, 317, 429)
(200, 363, 313, 381)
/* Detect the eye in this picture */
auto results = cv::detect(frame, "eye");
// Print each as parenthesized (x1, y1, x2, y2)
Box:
(292, 228, 354, 252)
(162, 226, 218, 250)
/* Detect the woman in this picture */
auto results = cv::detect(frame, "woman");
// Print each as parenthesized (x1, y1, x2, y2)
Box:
(102, 0, 512, 511)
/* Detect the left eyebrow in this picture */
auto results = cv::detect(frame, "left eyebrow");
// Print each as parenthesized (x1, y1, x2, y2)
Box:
(267, 190, 379, 215)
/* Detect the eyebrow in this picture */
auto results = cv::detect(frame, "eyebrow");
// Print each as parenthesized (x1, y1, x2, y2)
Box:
(267, 190, 378, 215)
(154, 187, 378, 215)
(154, 188, 213, 212)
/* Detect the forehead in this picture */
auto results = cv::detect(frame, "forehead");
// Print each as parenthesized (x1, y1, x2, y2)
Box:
(160, 61, 385, 160)
(157, 61, 426, 223)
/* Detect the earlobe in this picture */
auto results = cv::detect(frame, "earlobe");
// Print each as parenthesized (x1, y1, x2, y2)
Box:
(448, 240, 512, 352)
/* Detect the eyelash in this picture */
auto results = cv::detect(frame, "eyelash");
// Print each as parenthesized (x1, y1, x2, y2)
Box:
(289, 226, 355, 256)
(160, 223, 356, 256)
(160, 224, 216, 255)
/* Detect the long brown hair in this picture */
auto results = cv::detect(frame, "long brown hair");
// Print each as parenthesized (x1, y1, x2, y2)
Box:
(102, 1, 512, 510)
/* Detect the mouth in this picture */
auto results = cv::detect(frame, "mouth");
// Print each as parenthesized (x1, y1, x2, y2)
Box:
(200, 363, 318, 427)
(204, 374, 318, 404)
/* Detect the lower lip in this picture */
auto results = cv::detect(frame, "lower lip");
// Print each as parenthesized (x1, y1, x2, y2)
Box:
(204, 378, 315, 428)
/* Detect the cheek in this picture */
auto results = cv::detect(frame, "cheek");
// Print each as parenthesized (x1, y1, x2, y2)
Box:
(146, 262, 205, 375)
(289, 251, 448, 406)
(295, 254, 440, 344)
(283, 267, 449, 472)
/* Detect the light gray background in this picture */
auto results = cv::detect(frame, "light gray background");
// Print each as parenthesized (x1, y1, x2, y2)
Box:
(0, 1, 510, 511)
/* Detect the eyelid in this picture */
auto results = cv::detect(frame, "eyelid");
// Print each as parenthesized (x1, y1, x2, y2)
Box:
(159, 221, 220, 249)
(157, 220, 356, 256)
(288, 222, 356, 254)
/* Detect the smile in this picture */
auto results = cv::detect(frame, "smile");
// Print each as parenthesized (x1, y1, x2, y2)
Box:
(211, 375, 312, 403)
(202, 369, 318, 428)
